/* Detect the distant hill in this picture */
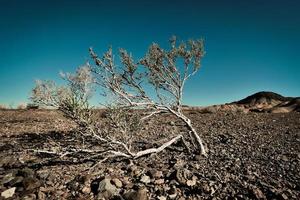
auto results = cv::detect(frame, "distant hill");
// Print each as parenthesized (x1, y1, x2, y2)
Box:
(232, 91, 299, 113)
(235, 91, 293, 105)
(270, 97, 300, 113)
(231, 91, 300, 113)
(185, 91, 300, 113)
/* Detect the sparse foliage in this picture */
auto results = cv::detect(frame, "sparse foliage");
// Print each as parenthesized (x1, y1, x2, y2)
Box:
(31, 36, 207, 163)
(0, 104, 8, 110)
(32, 65, 94, 126)
(17, 102, 27, 109)
(89, 36, 206, 155)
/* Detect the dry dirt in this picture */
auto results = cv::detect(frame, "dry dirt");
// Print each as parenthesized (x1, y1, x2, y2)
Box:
(0, 109, 299, 199)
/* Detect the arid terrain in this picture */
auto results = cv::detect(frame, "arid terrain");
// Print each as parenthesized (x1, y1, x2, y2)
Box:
(189, 92, 300, 114)
(0, 101, 299, 199)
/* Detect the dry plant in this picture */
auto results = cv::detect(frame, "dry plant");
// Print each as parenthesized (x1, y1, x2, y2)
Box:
(89, 36, 206, 156)
(17, 102, 27, 109)
(32, 66, 94, 127)
(31, 36, 207, 163)
(0, 104, 8, 110)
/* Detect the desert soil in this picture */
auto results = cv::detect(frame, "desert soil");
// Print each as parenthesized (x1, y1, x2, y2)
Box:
(0, 109, 299, 199)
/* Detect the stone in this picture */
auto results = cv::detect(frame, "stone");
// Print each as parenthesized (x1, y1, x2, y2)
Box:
(154, 179, 164, 185)
(37, 191, 46, 200)
(39, 187, 48, 192)
(168, 186, 178, 199)
(112, 178, 123, 188)
(202, 182, 211, 193)
(169, 193, 177, 199)
(169, 121, 176, 126)
(136, 188, 148, 200)
(1, 187, 16, 199)
(23, 177, 41, 191)
(37, 170, 49, 179)
(97, 178, 118, 199)
(252, 187, 266, 199)
(140, 175, 151, 184)
(175, 169, 186, 185)
(22, 194, 37, 200)
(124, 188, 148, 200)
(1, 173, 15, 185)
(281, 193, 289, 200)
(150, 170, 163, 179)
(123, 190, 135, 200)
(18, 168, 35, 178)
(122, 177, 134, 189)
(186, 176, 197, 186)
(9, 176, 24, 187)
(174, 159, 185, 168)
(82, 186, 91, 194)
(281, 155, 289, 162)
(129, 165, 138, 174)
(158, 196, 167, 200)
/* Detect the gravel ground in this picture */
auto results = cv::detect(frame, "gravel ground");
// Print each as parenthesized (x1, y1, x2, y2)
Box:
(0, 109, 299, 199)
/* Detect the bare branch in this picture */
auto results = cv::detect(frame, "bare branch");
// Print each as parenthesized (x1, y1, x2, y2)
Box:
(31, 36, 207, 164)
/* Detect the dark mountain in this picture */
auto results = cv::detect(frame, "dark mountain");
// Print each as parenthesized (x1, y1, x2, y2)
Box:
(271, 97, 300, 113)
(186, 91, 299, 113)
(231, 91, 299, 113)
(235, 91, 293, 105)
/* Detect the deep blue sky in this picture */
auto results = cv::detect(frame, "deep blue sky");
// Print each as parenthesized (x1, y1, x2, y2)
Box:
(0, 0, 299, 106)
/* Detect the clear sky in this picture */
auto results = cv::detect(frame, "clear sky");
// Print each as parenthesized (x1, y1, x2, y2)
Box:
(0, 0, 299, 107)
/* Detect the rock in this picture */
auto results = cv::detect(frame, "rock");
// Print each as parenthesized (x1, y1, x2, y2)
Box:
(9, 176, 24, 187)
(0, 157, 21, 168)
(39, 187, 48, 192)
(37, 170, 49, 180)
(150, 170, 163, 179)
(136, 188, 148, 200)
(169, 193, 177, 199)
(124, 188, 148, 200)
(112, 178, 122, 188)
(169, 121, 176, 126)
(174, 159, 185, 168)
(123, 190, 135, 200)
(129, 165, 140, 176)
(168, 186, 178, 199)
(23, 177, 41, 191)
(154, 179, 164, 185)
(163, 184, 170, 190)
(281, 193, 289, 200)
(1, 187, 16, 199)
(140, 175, 151, 184)
(18, 168, 35, 178)
(281, 155, 289, 162)
(122, 177, 134, 189)
(37, 190, 46, 200)
(202, 182, 211, 193)
(157, 196, 167, 200)
(186, 176, 197, 186)
(97, 178, 118, 199)
(252, 187, 266, 199)
(169, 179, 179, 186)
(22, 194, 37, 200)
(1, 173, 15, 185)
(194, 163, 200, 170)
(106, 168, 114, 173)
(175, 169, 187, 185)
(82, 186, 91, 194)
(46, 174, 56, 185)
